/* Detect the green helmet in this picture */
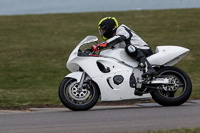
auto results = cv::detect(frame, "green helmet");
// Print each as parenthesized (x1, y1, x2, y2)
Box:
(98, 17, 119, 40)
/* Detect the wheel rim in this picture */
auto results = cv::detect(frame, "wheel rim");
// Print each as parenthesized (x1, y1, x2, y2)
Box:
(63, 80, 95, 105)
(157, 70, 187, 99)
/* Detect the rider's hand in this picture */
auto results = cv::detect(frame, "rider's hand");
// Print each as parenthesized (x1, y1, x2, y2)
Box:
(92, 45, 98, 51)
(92, 42, 107, 51)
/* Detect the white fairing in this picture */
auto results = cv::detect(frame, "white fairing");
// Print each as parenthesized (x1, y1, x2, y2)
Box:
(147, 46, 190, 66)
(66, 36, 189, 101)
(100, 48, 138, 67)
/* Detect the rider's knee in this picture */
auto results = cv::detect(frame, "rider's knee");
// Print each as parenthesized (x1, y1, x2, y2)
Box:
(125, 44, 138, 57)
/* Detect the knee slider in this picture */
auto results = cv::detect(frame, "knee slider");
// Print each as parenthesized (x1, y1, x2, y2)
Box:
(127, 45, 136, 53)
(125, 45, 138, 57)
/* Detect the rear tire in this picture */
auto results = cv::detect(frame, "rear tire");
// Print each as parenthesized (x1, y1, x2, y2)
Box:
(59, 77, 100, 111)
(151, 66, 192, 106)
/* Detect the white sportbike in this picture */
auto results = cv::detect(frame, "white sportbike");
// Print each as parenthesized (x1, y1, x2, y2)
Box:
(59, 36, 192, 111)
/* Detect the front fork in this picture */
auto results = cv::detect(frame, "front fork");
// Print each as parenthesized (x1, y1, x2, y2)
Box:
(78, 72, 86, 89)
(77, 72, 93, 90)
(65, 71, 91, 89)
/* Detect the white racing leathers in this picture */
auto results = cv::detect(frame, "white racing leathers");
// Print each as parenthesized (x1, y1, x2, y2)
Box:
(106, 24, 149, 50)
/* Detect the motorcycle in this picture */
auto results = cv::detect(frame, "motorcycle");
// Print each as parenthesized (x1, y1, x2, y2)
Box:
(59, 35, 192, 111)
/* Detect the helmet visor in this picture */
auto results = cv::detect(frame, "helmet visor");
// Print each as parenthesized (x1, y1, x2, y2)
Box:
(98, 28, 106, 37)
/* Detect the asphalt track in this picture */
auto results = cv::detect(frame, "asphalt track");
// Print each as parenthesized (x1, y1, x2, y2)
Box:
(0, 100, 200, 133)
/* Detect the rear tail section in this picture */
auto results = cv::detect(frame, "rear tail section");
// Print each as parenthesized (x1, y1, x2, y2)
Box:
(147, 46, 189, 66)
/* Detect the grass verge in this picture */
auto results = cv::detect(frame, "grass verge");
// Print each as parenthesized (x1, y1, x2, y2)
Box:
(137, 127, 200, 133)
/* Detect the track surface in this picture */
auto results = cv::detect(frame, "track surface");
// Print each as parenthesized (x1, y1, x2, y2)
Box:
(0, 101, 200, 133)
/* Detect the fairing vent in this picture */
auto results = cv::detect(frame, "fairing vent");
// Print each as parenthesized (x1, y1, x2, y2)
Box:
(97, 61, 110, 73)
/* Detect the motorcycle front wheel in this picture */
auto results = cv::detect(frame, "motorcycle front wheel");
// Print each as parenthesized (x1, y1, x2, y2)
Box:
(59, 77, 100, 111)
(151, 66, 192, 106)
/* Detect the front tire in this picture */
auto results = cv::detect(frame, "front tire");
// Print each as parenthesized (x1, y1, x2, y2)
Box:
(59, 77, 100, 111)
(151, 66, 192, 106)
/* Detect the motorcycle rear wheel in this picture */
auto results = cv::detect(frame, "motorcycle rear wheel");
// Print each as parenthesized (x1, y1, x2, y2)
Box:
(59, 77, 100, 111)
(151, 66, 192, 106)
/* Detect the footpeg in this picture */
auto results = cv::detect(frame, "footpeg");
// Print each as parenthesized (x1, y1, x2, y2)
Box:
(134, 89, 143, 96)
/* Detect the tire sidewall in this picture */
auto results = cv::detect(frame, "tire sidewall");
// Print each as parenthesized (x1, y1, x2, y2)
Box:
(151, 66, 192, 106)
(59, 77, 100, 111)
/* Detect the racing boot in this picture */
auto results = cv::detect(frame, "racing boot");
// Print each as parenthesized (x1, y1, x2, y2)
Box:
(139, 57, 156, 78)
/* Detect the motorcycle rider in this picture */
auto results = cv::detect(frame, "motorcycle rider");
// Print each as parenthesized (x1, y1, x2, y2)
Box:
(92, 17, 155, 78)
